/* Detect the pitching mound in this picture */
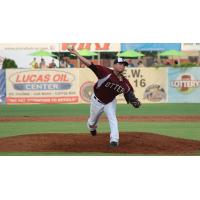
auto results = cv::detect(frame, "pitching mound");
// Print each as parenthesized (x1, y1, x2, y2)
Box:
(0, 132, 200, 155)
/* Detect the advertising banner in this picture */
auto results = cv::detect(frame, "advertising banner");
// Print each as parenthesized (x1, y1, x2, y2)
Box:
(60, 43, 120, 52)
(78, 68, 168, 104)
(0, 70, 6, 104)
(7, 67, 200, 104)
(181, 43, 200, 51)
(168, 67, 200, 103)
(121, 43, 181, 51)
(6, 69, 79, 104)
(79, 68, 96, 103)
(0, 43, 59, 69)
(0, 43, 59, 51)
(116, 68, 168, 103)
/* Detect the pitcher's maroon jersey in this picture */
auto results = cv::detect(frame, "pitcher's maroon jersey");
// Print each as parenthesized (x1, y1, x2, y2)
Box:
(88, 63, 134, 104)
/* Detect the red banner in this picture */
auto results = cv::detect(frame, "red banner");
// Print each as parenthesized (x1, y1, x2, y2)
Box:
(60, 43, 120, 52)
(6, 96, 79, 104)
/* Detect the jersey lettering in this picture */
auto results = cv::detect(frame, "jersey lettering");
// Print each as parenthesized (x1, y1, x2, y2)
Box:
(105, 82, 125, 93)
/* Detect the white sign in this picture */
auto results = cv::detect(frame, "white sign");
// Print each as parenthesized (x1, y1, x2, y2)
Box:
(181, 43, 200, 51)
(0, 43, 59, 51)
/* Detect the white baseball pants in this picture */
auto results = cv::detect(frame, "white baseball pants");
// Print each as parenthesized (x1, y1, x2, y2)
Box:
(87, 93, 119, 143)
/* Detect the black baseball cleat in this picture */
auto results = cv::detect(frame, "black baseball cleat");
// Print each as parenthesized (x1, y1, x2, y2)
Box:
(110, 141, 119, 147)
(90, 130, 97, 136)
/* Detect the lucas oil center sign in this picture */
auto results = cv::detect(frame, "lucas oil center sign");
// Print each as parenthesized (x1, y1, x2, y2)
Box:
(6, 69, 79, 104)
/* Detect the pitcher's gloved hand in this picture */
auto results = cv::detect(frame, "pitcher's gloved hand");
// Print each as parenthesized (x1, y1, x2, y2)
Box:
(124, 91, 141, 108)
(130, 97, 141, 108)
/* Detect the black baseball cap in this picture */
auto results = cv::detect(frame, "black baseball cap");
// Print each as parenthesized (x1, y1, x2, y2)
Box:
(114, 58, 128, 66)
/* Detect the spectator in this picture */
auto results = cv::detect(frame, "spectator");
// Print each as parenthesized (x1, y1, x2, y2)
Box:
(66, 58, 74, 68)
(153, 59, 159, 67)
(166, 61, 171, 66)
(174, 60, 179, 65)
(39, 58, 46, 68)
(49, 59, 57, 68)
(154, 61, 158, 67)
(30, 57, 39, 69)
(69, 63, 74, 68)
(128, 59, 135, 67)
(59, 57, 67, 68)
(137, 60, 145, 67)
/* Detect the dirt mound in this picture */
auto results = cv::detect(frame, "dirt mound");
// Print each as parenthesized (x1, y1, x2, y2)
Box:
(0, 132, 200, 155)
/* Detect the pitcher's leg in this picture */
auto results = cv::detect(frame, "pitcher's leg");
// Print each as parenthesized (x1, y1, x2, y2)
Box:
(104, 99, 119, 144)
(87, 94, 104, 133)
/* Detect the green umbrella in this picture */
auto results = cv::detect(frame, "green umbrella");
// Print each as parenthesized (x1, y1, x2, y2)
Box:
(159, 50, 186, 66)
(30, 50, 55, 57)
(70, 49, 98, 67)
(78, 49, 98, 57)
(117, 50, 144, 58)
(159, 50, 185, 57)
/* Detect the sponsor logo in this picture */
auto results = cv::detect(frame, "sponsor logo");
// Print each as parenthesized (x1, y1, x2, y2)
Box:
(143, 84, 166, 102)
(9, 70, 75, 91)
(80, 81, 94, 102)
(61, 43, 110, 51)
(170, 74, 200, 93)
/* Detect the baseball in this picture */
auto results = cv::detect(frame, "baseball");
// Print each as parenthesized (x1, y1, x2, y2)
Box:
(67, 45, 73, 50)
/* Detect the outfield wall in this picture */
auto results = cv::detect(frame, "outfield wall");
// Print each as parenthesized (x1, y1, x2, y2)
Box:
(0, 67, 200, 104)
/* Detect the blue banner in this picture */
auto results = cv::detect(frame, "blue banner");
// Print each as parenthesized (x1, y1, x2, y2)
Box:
(121, 43, 181, 51)
(168, 67, 200, 103)
(13, 83, 72, 90)
(0, 70, 6, 104)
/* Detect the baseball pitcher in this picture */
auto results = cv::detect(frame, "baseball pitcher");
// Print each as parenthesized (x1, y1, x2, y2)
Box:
(68, 46, 141, 147)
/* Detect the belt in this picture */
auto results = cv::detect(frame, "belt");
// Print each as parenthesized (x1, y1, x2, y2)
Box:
(94, 95, 105, 104)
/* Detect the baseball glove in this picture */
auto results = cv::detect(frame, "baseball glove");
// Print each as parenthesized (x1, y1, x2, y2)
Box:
(124, 91, 141, 108)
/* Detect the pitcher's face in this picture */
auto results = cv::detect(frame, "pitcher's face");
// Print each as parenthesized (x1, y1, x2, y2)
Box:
(113, 63, 126, 73)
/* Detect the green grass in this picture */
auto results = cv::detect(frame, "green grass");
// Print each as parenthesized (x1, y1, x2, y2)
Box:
(0, 104, 90, 117)
(0, 103, 200, 117)
(120, 122, 200, 141)
(0, 121, 200, 141)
